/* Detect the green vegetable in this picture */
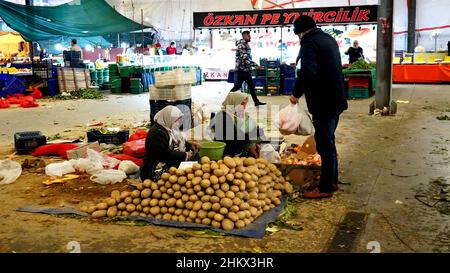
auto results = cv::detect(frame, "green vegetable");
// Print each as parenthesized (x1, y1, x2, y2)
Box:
(55, 88, 104, 100)
(345, 59, 375, 71)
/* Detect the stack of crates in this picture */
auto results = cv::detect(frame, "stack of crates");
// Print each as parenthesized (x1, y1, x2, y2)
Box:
(280, 64, 296, 95)
(265, 64, 280, 96)
(109, 64, 121, 94)
(347, 74, 371, 99)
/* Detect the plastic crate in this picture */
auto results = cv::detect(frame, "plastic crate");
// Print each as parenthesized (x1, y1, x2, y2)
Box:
(348, 75, 370, 88)
(281, 77, 296, 95)
(253, 76, 266, 87)
(348, 87, 370, 99)
(266, 68, 280, 78)
(87, 130, 129, 145)
(5, 76, 26, 96)
(280, 64, 296, 77)
(266, 86, 280, 96)
(149, 84, 192, 101)
(266, 60, 280, 68)
(266, 78, 280, 86)
(256, 87, 266, 96)
(150, 98, 192, 129)
(14, 131, 47, 154)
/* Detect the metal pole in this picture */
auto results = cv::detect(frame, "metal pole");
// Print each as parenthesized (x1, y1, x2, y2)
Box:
(370, 0, 396, 115)
(25, 0, 34, 60)
(407, 0, 416, 53)
(141, 9, 144, 66)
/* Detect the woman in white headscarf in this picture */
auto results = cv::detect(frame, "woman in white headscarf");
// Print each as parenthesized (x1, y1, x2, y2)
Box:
(140, 106, 195, 180)
(211, 92, 265, 157)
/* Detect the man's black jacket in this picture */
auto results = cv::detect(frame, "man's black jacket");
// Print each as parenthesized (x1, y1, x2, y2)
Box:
(293, 28, 348, 117)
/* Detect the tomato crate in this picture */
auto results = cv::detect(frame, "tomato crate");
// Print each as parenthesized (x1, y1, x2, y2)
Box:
(347, 74, 370, 88)
(87, 130, 129, 145)
(14, 131, 47, 154)
(348, 87, 370, 99)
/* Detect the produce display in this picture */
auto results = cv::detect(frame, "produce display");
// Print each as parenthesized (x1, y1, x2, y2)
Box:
(345, 59, 376, 70)
(0, 67, 31, 74)
(81, 156, 294, 231)
(281, 144, 321, 166)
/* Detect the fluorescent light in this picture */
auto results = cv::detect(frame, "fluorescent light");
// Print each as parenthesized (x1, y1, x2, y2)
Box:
(55, 43, 63, 51)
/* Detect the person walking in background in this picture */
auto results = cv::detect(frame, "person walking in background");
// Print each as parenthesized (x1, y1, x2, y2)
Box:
(290, 15, 348, 199)
(345, 40, 364, 64)
(230, 31, 266, 107)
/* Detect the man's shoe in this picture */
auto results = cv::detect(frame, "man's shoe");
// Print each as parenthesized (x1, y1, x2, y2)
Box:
(255, 102, 266, 107)
(303, 188, 333, 199)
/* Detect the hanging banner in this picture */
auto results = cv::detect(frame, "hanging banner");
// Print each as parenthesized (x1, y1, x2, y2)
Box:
(193, 5, 378, 29)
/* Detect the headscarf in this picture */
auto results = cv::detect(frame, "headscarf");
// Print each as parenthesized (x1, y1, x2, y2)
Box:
(221, 92, 249, 118)
(154, 106, 185, 151)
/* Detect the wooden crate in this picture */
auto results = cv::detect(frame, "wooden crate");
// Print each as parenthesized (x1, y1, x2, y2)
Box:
(58, 67, 91, 93)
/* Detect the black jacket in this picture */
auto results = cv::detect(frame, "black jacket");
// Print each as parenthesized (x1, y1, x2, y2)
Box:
(346, 46, 364, 64)
(140, 123, 188, 181)
(293, 28, 348, 117)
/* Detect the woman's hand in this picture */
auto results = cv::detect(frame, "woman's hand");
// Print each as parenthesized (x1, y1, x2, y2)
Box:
(191, 142, 201, 151)
(186, 151, 193, 160)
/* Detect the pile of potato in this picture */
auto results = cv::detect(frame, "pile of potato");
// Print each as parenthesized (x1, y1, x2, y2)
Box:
(81, 156, 293, 231)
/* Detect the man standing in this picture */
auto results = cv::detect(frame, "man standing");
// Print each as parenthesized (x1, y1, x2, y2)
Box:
(290, 15, 348, 199)
(70, 39, 83, 59)
(166, 41, 177, 55)
(230, 31, 266, 107)
(345, 40, 364, 64)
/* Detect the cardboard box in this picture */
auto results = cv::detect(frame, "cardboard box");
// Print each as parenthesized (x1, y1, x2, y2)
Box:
(67, 141, 101, 159)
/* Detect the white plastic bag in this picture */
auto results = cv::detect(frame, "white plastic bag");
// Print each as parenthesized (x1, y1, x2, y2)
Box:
(0, 159, 22, 185)
(87, 149, 120, 169)
(276, 104, 314, 136)
(259, 144, 281, 164)
(90, 169, 127, 185)
(45, 161, 76, 177)
(70, 158, 103, 175)
(118, 160, 140, 174)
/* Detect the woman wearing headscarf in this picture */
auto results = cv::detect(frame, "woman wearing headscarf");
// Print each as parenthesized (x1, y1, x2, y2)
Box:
(211, 92, 265, 157)
(140, 106, 196, 181)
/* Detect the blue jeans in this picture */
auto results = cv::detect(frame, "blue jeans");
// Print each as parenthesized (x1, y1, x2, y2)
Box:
(312, 114, 340, 193)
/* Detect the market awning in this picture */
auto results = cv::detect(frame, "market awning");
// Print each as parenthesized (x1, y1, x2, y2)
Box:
(0, 0, 153, 41)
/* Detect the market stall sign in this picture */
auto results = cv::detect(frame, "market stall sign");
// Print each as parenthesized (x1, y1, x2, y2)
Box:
(204, 68, 229, 80)
(194, 5, 378, 28)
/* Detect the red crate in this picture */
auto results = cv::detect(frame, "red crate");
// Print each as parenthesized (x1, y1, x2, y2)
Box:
(348, 75, 370, 88)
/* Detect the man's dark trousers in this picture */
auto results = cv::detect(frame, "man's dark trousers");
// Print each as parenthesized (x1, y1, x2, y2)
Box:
(230, 70, 259, 104)
(313, 114, 340, 193)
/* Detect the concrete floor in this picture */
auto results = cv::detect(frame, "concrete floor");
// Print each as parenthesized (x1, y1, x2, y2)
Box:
(0, 82, 449, 252)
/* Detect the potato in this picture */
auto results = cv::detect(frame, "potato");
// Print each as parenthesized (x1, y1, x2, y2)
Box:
(185, 201, 194, 210)
(143, 207, 151, 214)
(185, 167, 193, 174)
(182, 210, 190, 217)
(192, 177, 202, 185)
(223, 156, 236, 168)
(284, 182, 294, 194)
(105, 198, 117, 207)
(150, 182, 159, 191)
(204, 187, 214, 195)
(141, 198, 150, 207)
(235, 220, 246, 229)
(215, 189, 225, 199)
(202, 202, 212, 211)
(234, 171, 243, 179)
(167, 188, 174, 195)
(120, 191, 130, 199)
(231, 205, 241, 213)
(138, 212, 146, 217)
(274, 199, 281, 206)
(195, 218, 202, 224)
(136, 204, 143, 212)
(202, 173, 211, 180)
(202, 218, 212, 225)
(177, 177, 187, 185)
(237, 211, 246, 220)
(170, 215, 178, 221)
(158, 200, 166, 207)
(115, 196, 122, 204)
(212, 220, 222, 228)
(126, 204, 136, 212)
(95, 202, 108, 210)
(92, 210, 107, 218)
(152, 190, 162, 199)
(211, 203, 221, 212)
(136, 183, 144, 191)
(219, 207, 228, 215)
(140, 188, 152, 199)
(201, 195, 211, 202)
(111, 190, 121, 198)
(263, 205, 271, 211)
(169, 167, 178, 174)
(168, 207, 176, 214)
(160, 186, 168, 193)
(179, 187, 186, 194)
(189, 195, 199, 202)
(223, 191, 234, 199)
(175, 169, 185, 176)
(200, 179, 211, 188)
(239, 202, 250, 211)
(251, 174, 259, 182)
(143, 180, 152, 188)
(242, 173, 252, 182)
(225, 173, 234, 182)
(197, 191, 205, 197)
(197, 210, 208, 219)
(258, 193, 266, 200)
(220, 198, 233, 208)
(201, 164, 211, 173)
(187, 174, 195, 180)
(161, 173, 170, 181)
(213, 184, 220, 190)
(186, 217, 193, 223)
(232, 197, 242, 206)
(129, 190, 139, 199)
(192, 163, 202, 171)
(193, 185, 202, 193)
(166, 198, 177, 207)
(117, 202, 126, 210)
(194, 170, 204, 177)
(174, 208, 183, 216)
(80, 206, 89, 213)
(160, 207, 168, 214)
(193, 201, 203, 211)
(179, 194, 188, 202)
(162, 193, 170, 200)
(200, 156, 210, 164)
(220, 183, 230, 192)
(209, 175, 219, 185)
(237, 166, 246, 173)
(178, 215, 186, 222)
(227, 212, 239, 222)
(163, 213, 172, 220)
(189, 211, 197, 219)
(207, 211, 216, 219)
(213, 169, 224, 177)
(249, 199, 261, 208)
(220, 164, 230, 175)
(244, 157, 256, 166)
(230, 185, 240, 193)
(176, 200, 185, 209)
(247, 181, 256, 189)
(121, 211, 129, 217)
(210, 162, 219, 170)
(147, 198, 157, 207)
